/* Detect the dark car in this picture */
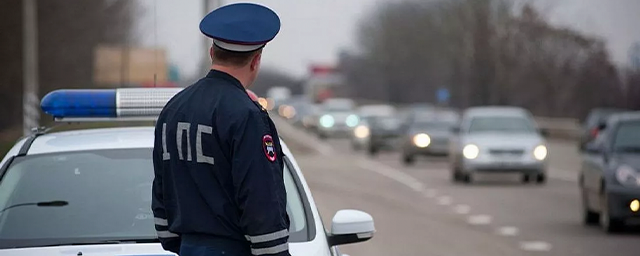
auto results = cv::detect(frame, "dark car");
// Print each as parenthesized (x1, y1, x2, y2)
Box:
(400, 114, 459, 165)
(580, 112, 640, 233)
(579, 108, 627, 151)
(368, 115, 403, 156)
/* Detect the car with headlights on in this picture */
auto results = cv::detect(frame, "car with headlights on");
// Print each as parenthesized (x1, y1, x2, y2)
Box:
(351, 105, 396, 151)
(580, 112, 640, 233)
(0, 88, 375, 256)
(316, 98, 359, 139)
(449, 106, 549, 184)
(400, 110, 459, 165)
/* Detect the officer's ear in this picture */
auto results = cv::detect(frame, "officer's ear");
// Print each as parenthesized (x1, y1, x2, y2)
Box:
(250, 51, 262, 71)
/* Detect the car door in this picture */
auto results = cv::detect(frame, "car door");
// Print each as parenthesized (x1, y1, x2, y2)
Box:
(582, 129, 609, 210)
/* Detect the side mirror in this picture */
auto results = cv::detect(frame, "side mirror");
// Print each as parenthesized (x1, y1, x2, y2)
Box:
(328, 209, 375, 246)
(597, 122, 607, 131)
(539, 128, 550, 137)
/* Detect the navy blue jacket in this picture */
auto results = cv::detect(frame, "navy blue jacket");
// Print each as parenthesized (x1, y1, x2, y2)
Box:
(152, 70, 290, 256)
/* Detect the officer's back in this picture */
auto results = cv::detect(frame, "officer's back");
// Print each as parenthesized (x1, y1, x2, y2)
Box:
(151, 3, 290, 256)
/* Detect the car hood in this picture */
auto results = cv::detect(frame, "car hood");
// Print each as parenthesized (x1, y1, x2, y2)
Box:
(0, 243, 325, 256)
(462, 132, 544, 148)
(612, 153, 640, 168)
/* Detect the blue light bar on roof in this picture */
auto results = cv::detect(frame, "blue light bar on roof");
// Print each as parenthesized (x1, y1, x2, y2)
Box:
(41, 88, 183, 121)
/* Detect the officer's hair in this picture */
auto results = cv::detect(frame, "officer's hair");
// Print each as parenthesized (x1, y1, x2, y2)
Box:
(211, 44, 262, 67)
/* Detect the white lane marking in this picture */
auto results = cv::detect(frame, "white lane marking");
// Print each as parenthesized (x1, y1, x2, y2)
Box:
(453, 204, 471, 214)
(437, 196, 452, 205)
(467, 215, 492, 225)
(357, 160, 425, 192)
(496, 226, 519, 236)
(424, 189, 438, 198)
(519, 241, 552, 252)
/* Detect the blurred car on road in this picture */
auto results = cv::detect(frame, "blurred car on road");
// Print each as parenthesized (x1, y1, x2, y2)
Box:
(316, 98, 358, 139)
(449, 106, 549, 184)
(277, 95, 312, 124)
(580, 112, 640, 233)
(351, 104, 396, 151)
(579, 108, 627, 152)
(367, 115, 403, 156)
(400, 110, 460, 165)
(0, 88, 375, 255)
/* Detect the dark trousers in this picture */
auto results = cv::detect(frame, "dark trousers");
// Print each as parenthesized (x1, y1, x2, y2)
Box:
(180, 234, 250, 256)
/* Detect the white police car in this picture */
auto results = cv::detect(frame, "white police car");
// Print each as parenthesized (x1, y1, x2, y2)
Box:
(0, 88, 374, 255)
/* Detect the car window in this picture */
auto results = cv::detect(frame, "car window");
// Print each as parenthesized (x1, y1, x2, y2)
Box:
(0, 148, 309, 249)
(612, 121, 640, 152)
(413, 121, 455, 131)
(467, 116, 536, 134)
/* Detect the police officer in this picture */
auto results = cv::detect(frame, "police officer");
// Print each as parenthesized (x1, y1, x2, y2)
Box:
(152, 3, 289, 256)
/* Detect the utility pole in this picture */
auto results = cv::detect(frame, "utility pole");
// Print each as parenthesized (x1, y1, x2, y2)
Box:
(23, 0, 39, 135)
(201, 0, 223, 73)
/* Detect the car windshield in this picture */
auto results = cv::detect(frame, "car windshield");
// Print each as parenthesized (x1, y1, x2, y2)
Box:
(323, 100, 354, 112)
(0, 148, 308, 249)
(413, 121, 455, 130)
(612, 121, 640, 153)
(371, 116, 401, 128)
(468, 116, 536, 134)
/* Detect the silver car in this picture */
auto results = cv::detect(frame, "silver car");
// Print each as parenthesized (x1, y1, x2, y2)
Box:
(316, 98, 359, 139)
(449, 106, 549, 184)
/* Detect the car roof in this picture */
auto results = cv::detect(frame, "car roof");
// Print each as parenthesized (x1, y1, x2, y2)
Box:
(8, 126, 294, 157)
(609, 111, 640, 124)
(463, 106, 529, 117)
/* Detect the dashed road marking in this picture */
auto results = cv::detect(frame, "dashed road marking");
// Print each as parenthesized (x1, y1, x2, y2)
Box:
(453, 204, 471, 214)
(358, 160, 425, 192)
(467, 215, 492, 225)
(496, 226, 519, 236)
(437, 196, 452, 205)
(519, 241, 552, 252)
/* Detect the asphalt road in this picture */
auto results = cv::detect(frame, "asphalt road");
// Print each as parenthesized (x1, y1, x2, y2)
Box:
(274, 116, 640, 256)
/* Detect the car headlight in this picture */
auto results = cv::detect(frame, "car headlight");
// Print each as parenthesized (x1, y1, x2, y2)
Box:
(533, 145, 548, 160)
(346, 114, 359, 127)
(319, 115, 334, 128)
(463, 144, 479, 159)
(615, 165, 640, 187)
(354, 125, 370, 138)
(413, 133, 431, 148)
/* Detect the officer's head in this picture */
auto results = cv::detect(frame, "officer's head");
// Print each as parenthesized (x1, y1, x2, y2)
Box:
(209, 45, 263, 87)
(200, 3, 280, 88)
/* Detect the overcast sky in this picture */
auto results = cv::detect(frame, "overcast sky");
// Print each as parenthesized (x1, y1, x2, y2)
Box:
(135, 0, 640, 80)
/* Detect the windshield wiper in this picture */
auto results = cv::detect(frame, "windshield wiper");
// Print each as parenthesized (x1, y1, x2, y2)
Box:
(0, 200, 68, 214)
(99, 238, 160, 244)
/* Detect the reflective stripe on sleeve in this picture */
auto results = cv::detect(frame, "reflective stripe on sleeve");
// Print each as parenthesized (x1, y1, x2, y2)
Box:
(154, 217, 168, 226)
(247, 229, 289, 243)
(156, 230, 179, 238)
(251, 243, 288, 255)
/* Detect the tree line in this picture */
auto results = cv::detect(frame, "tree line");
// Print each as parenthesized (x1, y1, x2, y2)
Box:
(338, 0, 640, 120)
(0, 0, 137, 136)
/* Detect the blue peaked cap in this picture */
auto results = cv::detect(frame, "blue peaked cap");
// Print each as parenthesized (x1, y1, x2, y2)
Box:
(200, 3, 280, 52)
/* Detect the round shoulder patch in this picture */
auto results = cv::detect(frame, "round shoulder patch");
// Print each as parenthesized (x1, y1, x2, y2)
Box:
(263, 134, 277, 162)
